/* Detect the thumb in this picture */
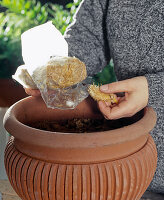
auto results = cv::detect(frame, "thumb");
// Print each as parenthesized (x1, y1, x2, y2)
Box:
(100, 80, 133, 93)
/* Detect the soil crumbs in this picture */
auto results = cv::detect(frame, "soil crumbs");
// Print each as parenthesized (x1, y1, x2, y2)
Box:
(29, 118, 114, 133)
(28, 111, 143, 133)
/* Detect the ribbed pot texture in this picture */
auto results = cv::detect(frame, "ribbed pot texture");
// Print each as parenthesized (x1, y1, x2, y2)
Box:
(3, 97, 157, 200)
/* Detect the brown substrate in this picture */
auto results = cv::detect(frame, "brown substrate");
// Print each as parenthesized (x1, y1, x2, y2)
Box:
(28, 109, 144, 133)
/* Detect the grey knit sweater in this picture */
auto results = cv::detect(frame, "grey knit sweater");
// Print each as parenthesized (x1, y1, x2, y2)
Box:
(64, 0, 164, 193)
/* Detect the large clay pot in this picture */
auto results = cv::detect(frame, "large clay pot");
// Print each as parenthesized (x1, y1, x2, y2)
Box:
(3, 96, 157, 200)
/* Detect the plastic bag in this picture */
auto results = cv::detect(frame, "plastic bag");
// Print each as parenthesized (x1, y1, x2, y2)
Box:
(13, 22, 89, 109)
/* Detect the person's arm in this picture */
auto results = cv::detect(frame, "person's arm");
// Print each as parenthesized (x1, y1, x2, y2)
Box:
(64, 0, 110, 76)
(144, 72, 164, 108)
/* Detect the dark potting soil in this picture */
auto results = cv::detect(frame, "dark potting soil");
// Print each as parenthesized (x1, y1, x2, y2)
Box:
(28, 109, 144, 133)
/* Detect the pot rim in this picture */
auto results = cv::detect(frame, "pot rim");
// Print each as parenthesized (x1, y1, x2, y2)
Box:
(3, 97, 157, 164)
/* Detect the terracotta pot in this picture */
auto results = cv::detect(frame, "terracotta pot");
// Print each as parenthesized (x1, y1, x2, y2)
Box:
(0, 79, 27, 107)
(3, 96, 157, 200)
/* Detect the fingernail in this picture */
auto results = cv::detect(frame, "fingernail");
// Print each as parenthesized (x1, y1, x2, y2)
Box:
(100, 85, 108, 91)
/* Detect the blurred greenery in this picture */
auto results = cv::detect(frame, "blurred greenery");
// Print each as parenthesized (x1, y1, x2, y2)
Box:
(0, 0, 116, 84)
(93, 60, 116, 85)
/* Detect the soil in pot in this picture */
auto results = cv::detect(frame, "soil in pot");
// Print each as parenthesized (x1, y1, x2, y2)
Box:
(27, 109, 144, 133)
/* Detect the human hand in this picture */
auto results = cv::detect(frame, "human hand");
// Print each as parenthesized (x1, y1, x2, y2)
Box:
(24, 88, 41, 97)
(98, 76, 149, 119)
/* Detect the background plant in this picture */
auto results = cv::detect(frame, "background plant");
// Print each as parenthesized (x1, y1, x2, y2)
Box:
(49, 0, 82, 34)
(93, 60, 116, 85)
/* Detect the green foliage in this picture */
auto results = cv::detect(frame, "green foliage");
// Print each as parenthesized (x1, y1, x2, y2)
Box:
(49, 0, 82, 35)
(93, 60, 117, 85)
(48, 4, 70, 35)
(0, 0, 49, 78)
(0, 0, 48, 39)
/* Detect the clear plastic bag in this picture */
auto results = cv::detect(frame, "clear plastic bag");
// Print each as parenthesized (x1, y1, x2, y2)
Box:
(39, 81, 89, 109)
(13, 22, 90, 109)
(29, 56, 89, 109)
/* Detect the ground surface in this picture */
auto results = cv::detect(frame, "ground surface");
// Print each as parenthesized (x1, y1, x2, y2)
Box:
(141, 191, 164, 200)
(0, 179, 164, 200)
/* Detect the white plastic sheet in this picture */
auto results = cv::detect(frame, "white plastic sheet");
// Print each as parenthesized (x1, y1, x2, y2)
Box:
(21, 21, 68, 69)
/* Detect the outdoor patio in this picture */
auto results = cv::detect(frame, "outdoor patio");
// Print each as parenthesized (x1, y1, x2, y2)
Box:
(0, 0, 164, 199)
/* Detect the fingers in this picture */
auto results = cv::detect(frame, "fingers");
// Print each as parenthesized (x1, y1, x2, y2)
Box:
(24, 88, 41, 97)
(98, 94, 138, 119)
(98, 77, 149, 120)
(100, 79, 134, 94)
(98, 101, 112, 119)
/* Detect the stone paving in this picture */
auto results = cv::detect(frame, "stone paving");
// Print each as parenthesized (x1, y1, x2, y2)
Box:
(0, 179, 164, 200)
(0, 180, 21, 200)
(141, 191, 164, 200)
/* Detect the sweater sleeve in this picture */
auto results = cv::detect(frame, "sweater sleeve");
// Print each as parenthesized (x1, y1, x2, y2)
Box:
(64, 0, 110, 76)
(145, 72, 164, 107)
